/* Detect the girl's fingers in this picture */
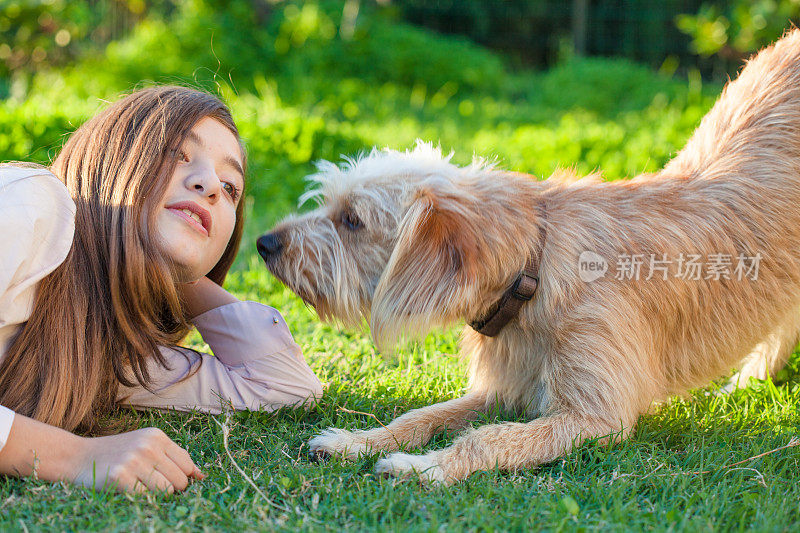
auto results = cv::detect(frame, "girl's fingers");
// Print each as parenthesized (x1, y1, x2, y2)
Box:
(130, 478, 149, 494)
(154, 453, 190, 492)
(164, 441, 202, 479)
(138, 469, 175, 494)
(110, 474, 141, 494)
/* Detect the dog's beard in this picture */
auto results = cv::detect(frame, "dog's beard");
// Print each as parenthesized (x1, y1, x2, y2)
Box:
(297, 287, 333, 320)
(264, 260, 338, 321)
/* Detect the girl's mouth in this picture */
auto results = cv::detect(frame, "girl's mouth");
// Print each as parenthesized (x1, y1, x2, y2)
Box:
(165, 201, 212, 235)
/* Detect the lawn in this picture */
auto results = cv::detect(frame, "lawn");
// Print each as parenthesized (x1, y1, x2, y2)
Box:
(2, 272, 799, 530)
(1, 2, 800, 531)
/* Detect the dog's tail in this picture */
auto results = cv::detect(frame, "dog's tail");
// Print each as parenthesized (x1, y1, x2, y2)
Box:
(664, 28, 800, 183)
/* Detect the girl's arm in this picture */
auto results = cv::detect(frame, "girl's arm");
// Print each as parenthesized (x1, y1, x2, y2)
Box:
(118, 279, 323, 413)
(0, 407, 204, 493)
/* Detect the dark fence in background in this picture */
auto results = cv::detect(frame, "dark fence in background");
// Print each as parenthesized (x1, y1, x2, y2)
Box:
(588, 1, 700, 62)
(394, 0, 731, 77)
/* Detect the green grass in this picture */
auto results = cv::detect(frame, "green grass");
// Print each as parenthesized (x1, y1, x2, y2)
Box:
(2, 2, 800, 530)
(1, 269, 798, 531)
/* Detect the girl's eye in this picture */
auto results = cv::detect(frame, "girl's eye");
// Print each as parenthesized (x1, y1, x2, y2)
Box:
(341, 211, 362, 230)
(222, 181, 240, 200)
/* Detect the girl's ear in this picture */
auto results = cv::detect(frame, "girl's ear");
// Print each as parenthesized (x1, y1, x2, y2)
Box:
(370, 179, 483, 347)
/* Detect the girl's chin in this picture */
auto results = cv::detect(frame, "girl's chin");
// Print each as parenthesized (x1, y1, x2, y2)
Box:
(155, 226, 228, 281)
(160, 252, 209, 283)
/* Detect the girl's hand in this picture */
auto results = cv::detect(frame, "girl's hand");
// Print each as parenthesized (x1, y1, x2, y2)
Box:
(69, 427, 205, 493)
(0, 413, 204, 494)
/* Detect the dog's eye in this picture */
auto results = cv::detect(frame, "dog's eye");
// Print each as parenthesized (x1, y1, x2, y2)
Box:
(341, 211, 362, 231)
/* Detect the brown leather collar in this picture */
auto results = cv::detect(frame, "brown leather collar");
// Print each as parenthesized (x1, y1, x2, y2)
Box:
(469, 208, 547, 337)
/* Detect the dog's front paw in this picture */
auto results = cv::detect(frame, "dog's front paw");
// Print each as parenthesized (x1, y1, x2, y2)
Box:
(308, 428, 370, 460)
(374, 452, 447, 485)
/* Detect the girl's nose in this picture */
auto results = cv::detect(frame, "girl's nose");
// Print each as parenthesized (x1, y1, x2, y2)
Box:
(185, 168, 221, 201)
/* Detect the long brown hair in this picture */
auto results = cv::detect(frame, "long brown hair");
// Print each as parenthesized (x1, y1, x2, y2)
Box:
(0, 85, 247, 433)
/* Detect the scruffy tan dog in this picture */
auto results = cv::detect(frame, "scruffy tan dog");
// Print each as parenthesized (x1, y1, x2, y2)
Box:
(258, 30, 800, 484)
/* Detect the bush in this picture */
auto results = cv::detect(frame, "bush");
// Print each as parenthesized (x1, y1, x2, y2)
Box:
(0, 0, 721, 233)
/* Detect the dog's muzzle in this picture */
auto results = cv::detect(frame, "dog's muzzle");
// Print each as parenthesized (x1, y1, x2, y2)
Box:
(257, 231, 284, 262)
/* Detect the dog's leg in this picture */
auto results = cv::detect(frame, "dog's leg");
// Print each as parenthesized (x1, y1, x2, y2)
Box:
(374, 413, 626, 484)
(726, 309, 800, 390)
(308, 391, 490, 459)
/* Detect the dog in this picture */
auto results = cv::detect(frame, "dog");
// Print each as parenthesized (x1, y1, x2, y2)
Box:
(257, 30, 800, 484)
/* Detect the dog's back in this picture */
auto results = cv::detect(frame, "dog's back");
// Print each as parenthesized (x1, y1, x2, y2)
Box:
(599, 30, 800, 394)
(660, 29, 800, 388)
(497, 31, 800, 409)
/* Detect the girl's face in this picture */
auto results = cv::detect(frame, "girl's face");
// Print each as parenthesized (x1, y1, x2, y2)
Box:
(156, 117, 244, 282)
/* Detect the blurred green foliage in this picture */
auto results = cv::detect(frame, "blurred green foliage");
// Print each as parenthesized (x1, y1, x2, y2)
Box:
(0, 0, 156, 98)
(677, 0, 800, 59)
(0, 0, 721, 241)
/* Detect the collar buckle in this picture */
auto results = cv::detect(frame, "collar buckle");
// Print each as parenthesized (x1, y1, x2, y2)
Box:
(510, 273, 538, 301)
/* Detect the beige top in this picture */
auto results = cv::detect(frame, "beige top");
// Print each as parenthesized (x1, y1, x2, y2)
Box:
(0, 167, 322, 452)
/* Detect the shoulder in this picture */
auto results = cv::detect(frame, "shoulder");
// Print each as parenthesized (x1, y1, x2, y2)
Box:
(0, 166, 76, 330)
(0, 165, 76, 291)
(0, 165, 75, 216)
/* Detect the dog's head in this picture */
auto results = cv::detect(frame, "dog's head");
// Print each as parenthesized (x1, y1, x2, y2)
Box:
(258, 142, 538, 346)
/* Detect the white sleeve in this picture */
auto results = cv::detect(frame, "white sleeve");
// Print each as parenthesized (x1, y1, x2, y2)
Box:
(0, 405, 15, 453)
(0, 167, 76, 334)
(0, 168, 74, 451)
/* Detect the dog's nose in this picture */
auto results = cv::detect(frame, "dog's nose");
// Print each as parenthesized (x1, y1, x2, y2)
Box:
(257, 232, 284, 261)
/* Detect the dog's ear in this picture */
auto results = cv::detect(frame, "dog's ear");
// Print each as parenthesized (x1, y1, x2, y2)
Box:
(371, 178, 483, 347)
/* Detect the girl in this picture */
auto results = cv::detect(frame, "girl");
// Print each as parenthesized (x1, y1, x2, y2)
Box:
(0, 85, 322, 494)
